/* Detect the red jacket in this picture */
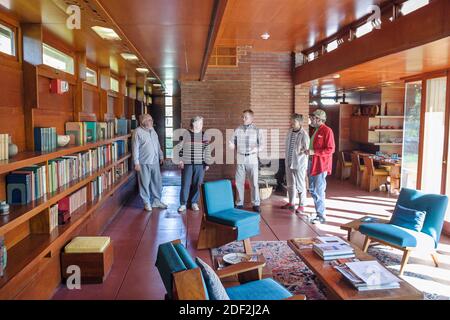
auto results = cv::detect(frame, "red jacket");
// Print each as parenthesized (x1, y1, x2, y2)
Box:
(310, 124, 335, 176)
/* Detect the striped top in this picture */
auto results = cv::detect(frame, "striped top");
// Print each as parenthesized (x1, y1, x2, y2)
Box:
(287, 129, 301, 166)
(178, 130, 212, 165)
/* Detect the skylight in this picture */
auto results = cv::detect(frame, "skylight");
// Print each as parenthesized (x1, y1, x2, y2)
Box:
(91, 26, 121, 41)
(400, 0, 429, 15)
(355, 21, 374, 38)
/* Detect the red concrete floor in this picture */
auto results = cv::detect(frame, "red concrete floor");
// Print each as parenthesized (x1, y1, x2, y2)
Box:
(52, 172, 450, 300)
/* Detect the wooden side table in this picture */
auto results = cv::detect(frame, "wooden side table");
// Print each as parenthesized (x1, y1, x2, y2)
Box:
(214, 253, 266, 284)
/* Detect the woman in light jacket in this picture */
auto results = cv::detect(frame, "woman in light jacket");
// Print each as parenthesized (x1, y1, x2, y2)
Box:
(281, 113, 310, 213)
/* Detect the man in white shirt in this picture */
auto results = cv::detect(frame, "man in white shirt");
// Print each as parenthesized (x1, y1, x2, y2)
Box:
(229, 109, 265, 213)
(132, 114, 168, 212)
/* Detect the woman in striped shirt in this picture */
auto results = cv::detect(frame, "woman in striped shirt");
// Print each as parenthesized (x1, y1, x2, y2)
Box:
(178, 116, 211, 212)
(282, 113, 310, 213)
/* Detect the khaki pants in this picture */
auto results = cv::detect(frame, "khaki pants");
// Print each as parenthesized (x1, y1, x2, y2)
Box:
(286, 165, 307, 206)
(235, 162, 260, 206)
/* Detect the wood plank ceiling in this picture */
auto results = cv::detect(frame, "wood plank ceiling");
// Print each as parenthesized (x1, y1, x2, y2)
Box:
(216, 0, 387, 52)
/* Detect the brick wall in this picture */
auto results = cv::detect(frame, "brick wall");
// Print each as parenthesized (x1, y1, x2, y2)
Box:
(181, 47, 308, 180)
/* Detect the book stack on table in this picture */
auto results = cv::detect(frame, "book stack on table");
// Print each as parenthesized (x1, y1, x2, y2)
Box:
(312, 236, 355, 261)
(335, 260, 401, 291)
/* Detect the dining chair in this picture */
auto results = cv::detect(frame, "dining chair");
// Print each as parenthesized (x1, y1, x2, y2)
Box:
(337, 151, 352, 181)
(350, 152, 365, 186)
(361, 156, 389, 192)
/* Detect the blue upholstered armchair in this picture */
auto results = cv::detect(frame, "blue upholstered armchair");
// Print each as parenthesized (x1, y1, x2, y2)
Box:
(155, 240, 304, 300)
(197, 180, 261, 254)
(359, 188, 448, 275)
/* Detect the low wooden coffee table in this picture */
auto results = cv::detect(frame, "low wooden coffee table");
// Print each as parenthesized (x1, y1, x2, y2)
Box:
(214, 253, 266, 283)
(287, 238, 423, 300)
(340, 216, 389, 241)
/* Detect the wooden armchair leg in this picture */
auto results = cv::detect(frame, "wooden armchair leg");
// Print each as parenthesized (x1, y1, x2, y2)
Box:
(362, 236, 371, 252)
(399, 250, 411, 276)
(243, 239, 253, 255)
(431, 252, 440, 268)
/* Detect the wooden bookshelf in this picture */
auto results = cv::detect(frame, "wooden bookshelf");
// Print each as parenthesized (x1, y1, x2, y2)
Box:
(0, 153, 131, 235)
(0, 134, 131, 175)
(0, 171, 135, 296)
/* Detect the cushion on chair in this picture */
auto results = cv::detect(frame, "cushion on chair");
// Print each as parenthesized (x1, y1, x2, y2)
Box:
(390, 204, 426, 232)
(173, 243, 210, 300)
(203, 180, 235, 215)
(207, 209, 261, 241)
(374, 169, 389, 176)
(155, 242, 187, 299)
(196, 257, 230, 300)
(359, 223, 435, 249)
(226, 278, 293, 300)
(397, 188, 449, 246)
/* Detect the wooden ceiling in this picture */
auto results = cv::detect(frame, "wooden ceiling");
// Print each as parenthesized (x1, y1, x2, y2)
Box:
(308, 32, 450, 96)
(216, 0, 388, 52)
(96, 0, 215, 82)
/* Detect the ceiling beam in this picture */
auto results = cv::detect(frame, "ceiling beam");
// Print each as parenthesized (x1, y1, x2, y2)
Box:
(294, 0, 450, 85)
(199, 0, 228, 81)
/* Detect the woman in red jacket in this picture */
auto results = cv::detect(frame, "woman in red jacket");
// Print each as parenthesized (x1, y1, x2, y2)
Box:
(307, 109, 335, 224)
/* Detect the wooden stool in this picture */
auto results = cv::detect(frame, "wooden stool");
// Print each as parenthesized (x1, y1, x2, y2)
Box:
(61, 237, 114, 284)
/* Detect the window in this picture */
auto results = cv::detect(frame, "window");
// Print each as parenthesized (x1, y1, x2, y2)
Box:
(165, 96, 174, 158)
(110, 77, 119, 92)
(307, 52, 316, 62)
(0, 23, 15, 56)
(355, 21, 374, 38)
(43, 43, 74, 74)
(85, 68, 98, 86)
(326, 40, 338, 53)
(400, 0, 429, 16)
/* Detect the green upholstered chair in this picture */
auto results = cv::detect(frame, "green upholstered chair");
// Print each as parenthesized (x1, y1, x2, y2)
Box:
(155, 239, 305, 300)
(197, 180, 261, 254)
(359, 188, 448, 275)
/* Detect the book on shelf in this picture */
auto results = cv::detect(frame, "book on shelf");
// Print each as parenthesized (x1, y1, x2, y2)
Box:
(116, 119, 129, 136)
(21, 165, 47, 200)
(49, 204, 59, 232)
(6, 171, 32, 205)
(0, 235, 6, 277)
(335, 260, 401, 291)
(65, 122, 84, 146)
(0, 238, 5, 277)
(34, 127, 57, 152)
(0, 134, 9, 161)
(84, 122, 98, 143)
(58, 186, 87, 216)
(98, 122, 107, 141)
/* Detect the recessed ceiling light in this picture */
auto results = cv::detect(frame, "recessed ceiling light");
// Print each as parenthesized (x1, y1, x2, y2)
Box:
(333, 74, 341, 79)
(261, 32, 270, 40)
(121, 53, 139, 61)
(153, 84, 162, 87)
(147, 77, 157, 81)
(91, 26, 121, 41)
(136, 68, 149, 73)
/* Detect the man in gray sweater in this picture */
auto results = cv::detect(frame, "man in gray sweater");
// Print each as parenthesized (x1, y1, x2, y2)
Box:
(132, 114, 168, 212)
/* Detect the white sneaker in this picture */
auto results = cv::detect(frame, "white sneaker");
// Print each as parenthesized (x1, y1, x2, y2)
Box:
(178, 205, 187, 212)
(192, 203, 200, 211)
(144, 204, 152, 212)
(152, 200, 168, 209)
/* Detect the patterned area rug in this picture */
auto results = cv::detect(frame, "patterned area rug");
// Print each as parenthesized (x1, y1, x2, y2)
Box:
(211, 241, 327, 300)
(212, 241, 450, 300)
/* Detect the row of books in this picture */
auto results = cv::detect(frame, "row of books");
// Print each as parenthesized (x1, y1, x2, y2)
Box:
(65, 119, 130, 146)
(58, 187, 87, 216)
(6, 165, 47, 205)
(312, 236, 355, 261)
(5, 141, 129, 205)
(34, 127, 57, 152)
(90, 163, 129, 200)
(0, 235, 6, 277)
(49, 204, 59, 233)
(334, 260, 401, 291)
(0, 134, 9, 160)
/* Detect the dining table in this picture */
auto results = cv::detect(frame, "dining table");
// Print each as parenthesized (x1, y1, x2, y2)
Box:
(354, 151, 402, 193)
